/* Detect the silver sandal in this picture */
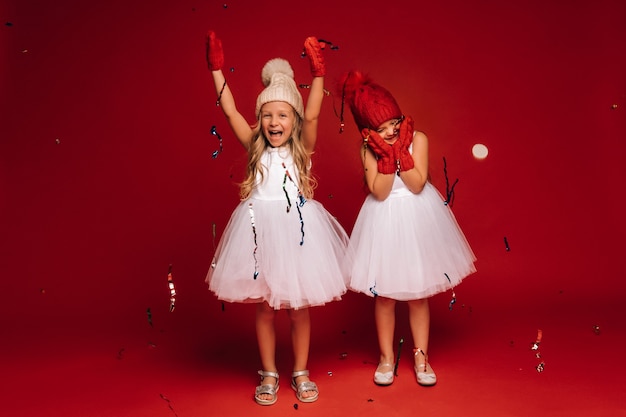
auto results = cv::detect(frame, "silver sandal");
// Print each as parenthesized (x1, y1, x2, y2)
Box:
(254, 370, 279, 406)
(291, 370, 319, 403)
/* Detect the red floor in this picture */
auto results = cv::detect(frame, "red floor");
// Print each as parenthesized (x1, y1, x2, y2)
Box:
(3, 287, 624, 417)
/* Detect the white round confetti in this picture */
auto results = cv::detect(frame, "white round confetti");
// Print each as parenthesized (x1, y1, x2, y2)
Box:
(472, 143, 488, 159)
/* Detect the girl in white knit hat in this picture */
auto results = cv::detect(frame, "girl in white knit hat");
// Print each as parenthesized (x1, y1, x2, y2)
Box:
(205, 31, 350, 406)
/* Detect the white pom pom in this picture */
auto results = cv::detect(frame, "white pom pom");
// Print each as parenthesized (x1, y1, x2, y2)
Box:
(261, 58, 294, 86)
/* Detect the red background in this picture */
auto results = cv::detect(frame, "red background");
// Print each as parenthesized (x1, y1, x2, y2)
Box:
(2, 1, 625, 416)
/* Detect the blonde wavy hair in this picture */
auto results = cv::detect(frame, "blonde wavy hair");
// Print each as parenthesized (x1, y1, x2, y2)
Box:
(239, 110, 317, 200)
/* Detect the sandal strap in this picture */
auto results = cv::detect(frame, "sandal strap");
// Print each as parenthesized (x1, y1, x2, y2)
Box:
(258, 370, 279, 379)
(414, 348, 429, 366)
(294, 380, 318, 392)
(255, 383, 278, 396)
(291, 370, 318, 392)
(413, 347, 427, 358)
(291, 369, 309, 378)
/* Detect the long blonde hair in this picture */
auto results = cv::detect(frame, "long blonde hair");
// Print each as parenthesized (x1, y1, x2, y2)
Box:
(239, 109, 316, 200)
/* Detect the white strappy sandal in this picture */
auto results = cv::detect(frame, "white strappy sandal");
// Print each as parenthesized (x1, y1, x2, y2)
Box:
(374, 362, 395, 386)
(291, 370, 319, 403)
(414, 348, 437, 386)
(254, 370, 279, 406)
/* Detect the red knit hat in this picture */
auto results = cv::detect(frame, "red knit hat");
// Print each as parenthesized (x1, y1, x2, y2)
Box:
(339, 71, 402, 131)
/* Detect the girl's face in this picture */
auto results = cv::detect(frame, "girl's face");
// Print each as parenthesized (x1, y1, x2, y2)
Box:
(376, 117, 403, 145)
(260, 101, 296, 148)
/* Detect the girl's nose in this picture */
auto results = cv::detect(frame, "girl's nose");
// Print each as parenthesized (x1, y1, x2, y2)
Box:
(384, 125, 397, 138)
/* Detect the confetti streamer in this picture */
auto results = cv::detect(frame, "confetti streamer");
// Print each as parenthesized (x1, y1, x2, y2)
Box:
(167, 265, 176, 312)
(210, 125, 223, 158)
(298, 83, 330, 96)
(530, 329, 545, 372)
(248, 203, 259, 279)
(212, 222, 217, 250)
(504, 236, 510, 251)
(215, 80, 227, 106)
(282, 162, 306, 245)
(298, 84, 330, 96)
(159, 394, 179, 417)
(393, 338, 404, 376)
(146, 307, 153, 328)
(530, 329, 542, 352)
(442, 157, 459, 207)
(444, 273, 457, 310)
(337, 74, 351, 134)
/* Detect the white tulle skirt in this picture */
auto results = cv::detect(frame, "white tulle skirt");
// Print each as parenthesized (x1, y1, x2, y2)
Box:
(349, 182, 476, 300)
(206, 198, 351, 309)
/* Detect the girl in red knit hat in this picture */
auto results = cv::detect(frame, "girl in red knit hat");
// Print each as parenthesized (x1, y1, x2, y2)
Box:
(339, 71, 476, 387)
(205, 32, 351, 405)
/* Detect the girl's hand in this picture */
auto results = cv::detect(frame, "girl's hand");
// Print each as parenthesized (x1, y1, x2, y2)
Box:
(391, 116, 415, 172)
(303, 36, 326, 77)
(206, 30, 224, 71)
(362, 128, 396, 174)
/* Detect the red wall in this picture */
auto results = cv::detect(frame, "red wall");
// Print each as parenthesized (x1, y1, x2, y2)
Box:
(2, 0, 625, 338)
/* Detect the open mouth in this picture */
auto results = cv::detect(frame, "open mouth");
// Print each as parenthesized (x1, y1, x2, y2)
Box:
(267, 130, 285, 145)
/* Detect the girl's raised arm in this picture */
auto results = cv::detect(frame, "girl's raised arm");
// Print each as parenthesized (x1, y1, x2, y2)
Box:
(301, 37, 326, 152)
(206, 31, 253, 148)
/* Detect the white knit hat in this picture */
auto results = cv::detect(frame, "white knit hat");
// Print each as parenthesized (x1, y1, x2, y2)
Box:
(255, 58, 304, 118)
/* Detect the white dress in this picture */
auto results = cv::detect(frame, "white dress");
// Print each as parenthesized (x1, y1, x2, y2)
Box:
(349, 165, 476, 300)
(207, 147, 351, 309)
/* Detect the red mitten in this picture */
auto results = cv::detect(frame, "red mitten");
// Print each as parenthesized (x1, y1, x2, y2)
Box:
(361, 128, 396, 174)
(393, 116, 415, 172)
(205, 30, 224, 71)
(303, 36, 326, 77)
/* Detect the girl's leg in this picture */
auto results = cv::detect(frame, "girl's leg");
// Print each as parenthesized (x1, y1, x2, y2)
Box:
(375, 296, 397, 365)
(256, 302, 277, 401)
(287, 307, 316, 399)
(408, 298, 436, 385)
(407, 298, 430, 363)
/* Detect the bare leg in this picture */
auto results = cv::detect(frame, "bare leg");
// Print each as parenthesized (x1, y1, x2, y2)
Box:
(375, 296, 397, 365)
(408, 298, 430, 360)
(287, 307, 317, 399)
(408, 298, 436, 385)
(256, 302, 277, 401)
